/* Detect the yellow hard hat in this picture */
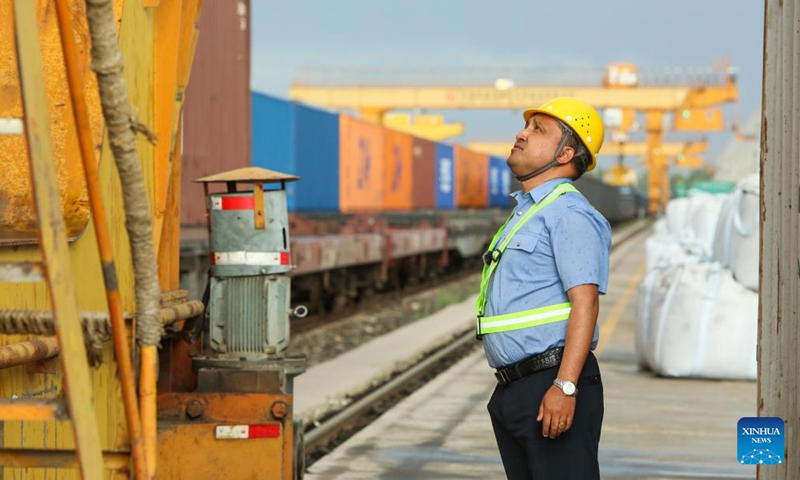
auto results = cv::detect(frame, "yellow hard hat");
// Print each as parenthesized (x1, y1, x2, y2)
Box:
(523, 97, 605, 172)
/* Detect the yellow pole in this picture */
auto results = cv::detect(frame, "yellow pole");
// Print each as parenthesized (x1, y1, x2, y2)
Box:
(53, 0, 148, 477)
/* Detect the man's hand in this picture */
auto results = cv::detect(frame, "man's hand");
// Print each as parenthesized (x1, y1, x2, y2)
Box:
(537, 386, 576, 439)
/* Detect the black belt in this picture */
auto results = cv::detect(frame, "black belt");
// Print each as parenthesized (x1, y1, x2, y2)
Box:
(494, 348, 563, 385)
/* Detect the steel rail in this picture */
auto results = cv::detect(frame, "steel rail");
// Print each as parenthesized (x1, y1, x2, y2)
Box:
(303, 218, 653, 458)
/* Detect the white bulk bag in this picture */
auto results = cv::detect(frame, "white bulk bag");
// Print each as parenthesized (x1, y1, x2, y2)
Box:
(730, 174, 760, 291)
(665, 198, 691, 239)
(643, 264, 682, 369)
(648, 262, 758, 380)
(686, 192, 725, 257)
(635, 268, 663, 370)
(653, 217, 669, 238)
(645, 235, 702, 274)
(712, 192, 736, 267)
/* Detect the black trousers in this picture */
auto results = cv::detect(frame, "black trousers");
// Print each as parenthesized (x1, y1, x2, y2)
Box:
(487, 351, 604, 480)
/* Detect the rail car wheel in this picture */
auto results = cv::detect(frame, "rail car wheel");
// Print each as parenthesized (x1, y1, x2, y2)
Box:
(294, 418, 305, 480)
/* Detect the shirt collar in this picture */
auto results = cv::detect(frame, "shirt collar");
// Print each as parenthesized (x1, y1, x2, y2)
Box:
(528, 177, 574, 204)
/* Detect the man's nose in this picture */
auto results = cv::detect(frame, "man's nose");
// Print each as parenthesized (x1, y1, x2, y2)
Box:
(515, 130, 528, 143)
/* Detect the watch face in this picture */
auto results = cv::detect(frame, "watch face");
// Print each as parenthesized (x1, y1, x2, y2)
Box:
(563, 382, 576, 395)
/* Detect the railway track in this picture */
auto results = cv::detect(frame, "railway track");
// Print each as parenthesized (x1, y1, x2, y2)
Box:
(300, 218, 653, 468)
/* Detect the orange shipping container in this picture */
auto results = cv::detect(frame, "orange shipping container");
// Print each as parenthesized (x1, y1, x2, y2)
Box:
(454, 146, 489, 208)
(384, 130, 415, 210)
(340, 115, 386, 212)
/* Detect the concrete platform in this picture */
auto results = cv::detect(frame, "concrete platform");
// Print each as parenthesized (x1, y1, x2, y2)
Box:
(295, 295, 476, 423)
(295, 220, 649, 424)
(305, 227, 759, 479)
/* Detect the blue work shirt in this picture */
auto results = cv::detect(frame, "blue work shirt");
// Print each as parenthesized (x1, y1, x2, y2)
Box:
(482, 177, 612, 368)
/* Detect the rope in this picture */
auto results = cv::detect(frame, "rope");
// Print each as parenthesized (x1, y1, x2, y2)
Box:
(0, 301, 205, 366)
(0, 310, 111, 366)
(85, 0, 162, 348)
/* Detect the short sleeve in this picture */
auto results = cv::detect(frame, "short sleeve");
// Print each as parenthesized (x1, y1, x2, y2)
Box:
(550, 206, 612, 294)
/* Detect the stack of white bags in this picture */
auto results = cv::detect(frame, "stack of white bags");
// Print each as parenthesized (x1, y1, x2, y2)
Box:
(635, 174, 759, 380)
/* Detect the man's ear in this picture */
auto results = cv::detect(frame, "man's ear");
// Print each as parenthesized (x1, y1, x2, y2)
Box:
(556, 146, 575, 165)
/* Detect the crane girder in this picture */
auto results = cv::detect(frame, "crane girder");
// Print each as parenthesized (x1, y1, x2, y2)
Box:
(289, 84, 736, 112)
(468, 140, 708, 159)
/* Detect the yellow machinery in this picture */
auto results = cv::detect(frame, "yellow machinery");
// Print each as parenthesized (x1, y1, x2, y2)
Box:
(0, 0, 199, 477)
(1, 2, 305, 478)
(383, 113, 464, 141)
(468, 139, 708, 163)
(290, 63, 738, 213)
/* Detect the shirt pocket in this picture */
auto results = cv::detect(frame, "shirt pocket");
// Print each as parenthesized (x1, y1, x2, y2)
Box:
(504, 233, 540, 254)
(501, 233, 542, 286)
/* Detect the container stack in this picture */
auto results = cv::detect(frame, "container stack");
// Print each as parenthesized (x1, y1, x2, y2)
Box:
(250, 92, 512, 214)
(635, 174, 760, 380)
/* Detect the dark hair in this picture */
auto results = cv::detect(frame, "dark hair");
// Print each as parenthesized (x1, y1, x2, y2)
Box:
(563, 127, 591, 179)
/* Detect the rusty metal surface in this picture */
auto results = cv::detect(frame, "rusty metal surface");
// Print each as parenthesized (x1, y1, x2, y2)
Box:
(759, 2, 799, 479)
(181, 0, 251, 226)
(388, 227, 447, 259)
(12, 0, 105, 475)
(0, 0, 122, 245)
(0, 337, 59, 369)
(290, 233, 384, 276)
(0, 449, 130, 470)
(158, 391, 294, 480)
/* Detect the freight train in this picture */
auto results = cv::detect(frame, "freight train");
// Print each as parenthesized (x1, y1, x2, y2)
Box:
(177, 90, 644, 311)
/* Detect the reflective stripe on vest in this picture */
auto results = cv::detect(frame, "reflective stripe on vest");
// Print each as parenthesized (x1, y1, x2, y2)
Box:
(477, 302, 572, 336)
(475, 182, 578, 336)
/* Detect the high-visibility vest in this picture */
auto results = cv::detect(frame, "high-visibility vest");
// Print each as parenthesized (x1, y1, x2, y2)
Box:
(475, 182, 578, 337)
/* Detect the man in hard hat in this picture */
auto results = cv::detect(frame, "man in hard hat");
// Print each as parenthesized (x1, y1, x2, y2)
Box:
(476, 97, 611, 479)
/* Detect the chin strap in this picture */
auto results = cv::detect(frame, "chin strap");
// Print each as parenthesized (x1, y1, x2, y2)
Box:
(515, 124, 573, 183)
(515, 159, 560, 183)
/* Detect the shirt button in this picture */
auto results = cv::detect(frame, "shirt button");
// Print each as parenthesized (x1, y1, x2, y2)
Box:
(516, 210, 523, 216)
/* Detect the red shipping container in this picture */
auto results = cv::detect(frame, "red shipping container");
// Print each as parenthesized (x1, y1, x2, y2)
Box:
(181, 0, 251, 226)
(383, 130, 414, 210)
(412, 138, 437, 209)
(339, 115, 386, 212)
(454, 146, 489, 208)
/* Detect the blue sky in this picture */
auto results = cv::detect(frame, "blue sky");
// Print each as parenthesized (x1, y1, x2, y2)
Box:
(250, 1, 764, 172)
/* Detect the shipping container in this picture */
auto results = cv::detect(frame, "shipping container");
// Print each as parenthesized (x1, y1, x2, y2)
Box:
(339, 115, 386, 212)
(294, 103, 340, 212)
(252, 92, 296, 209)
(383, 129, 414, 210)
(488, 156, 512, 208)
(181, 0, 251, 226)
(454, 146, 489, 208)
(435, 143, 455, 209)
(412, 137, 437, 209)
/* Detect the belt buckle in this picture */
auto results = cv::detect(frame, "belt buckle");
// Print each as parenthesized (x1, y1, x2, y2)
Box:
(495, 369, 510, 385)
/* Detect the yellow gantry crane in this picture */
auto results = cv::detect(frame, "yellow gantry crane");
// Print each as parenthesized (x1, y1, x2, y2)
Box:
(468, 139, 708, 163)
(383, 113, 464, 141)
(469, 138, 708, 188)
(289, 63, 738, 214)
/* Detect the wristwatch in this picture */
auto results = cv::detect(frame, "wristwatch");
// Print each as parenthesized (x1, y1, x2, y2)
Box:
(553, 378, 578, 396)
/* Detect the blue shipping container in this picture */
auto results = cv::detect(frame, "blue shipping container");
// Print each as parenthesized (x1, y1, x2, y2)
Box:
(293, 103, 340, 212)
(488, 156, 511, 208)
(251, 93, 341, 212)
(435, 143, 455, 209)
(251, 92, 297, 210)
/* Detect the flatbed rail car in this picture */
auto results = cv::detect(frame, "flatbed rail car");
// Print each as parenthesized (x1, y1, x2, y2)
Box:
(178, 174, 641, 312)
